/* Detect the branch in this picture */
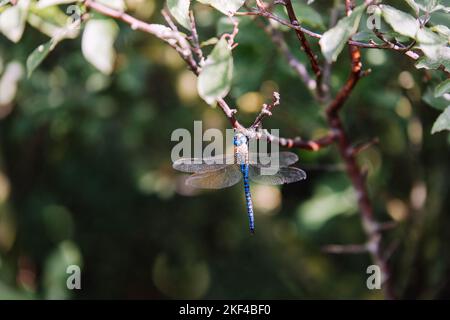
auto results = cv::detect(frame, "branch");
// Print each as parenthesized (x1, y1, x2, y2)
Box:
(218, 88, 337, 150)
(84, 0, 200, 75)
(245, 5, 449, 76)
(83, 0, 330, 152)
(326, 1, 367, 118)
(348, 137, 379, 157)
(236, 8, 424, 60)
(161, 8, 178, 31)
(259, 18, 316, 92)
(320, 0, 396, 299)
(260, 130, 338, 150)
(372, 28, 416, 53)
(322, 244, 368, 254)
(216, 98, 337, 151)
(188, 10, 204, 63)
(216, 98, 240, 128)
(321, 5, 341, 103)
(80, 0, 415, 300)
(282, 0, 324, 99)
(251, 92, 281, 129)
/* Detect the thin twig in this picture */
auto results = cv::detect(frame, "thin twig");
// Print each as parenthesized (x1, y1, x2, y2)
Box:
(83, 1, 332, 151)
(235, 9, 423, 60)
(348, 137, 379, 157)
(251, 92, 281, 129)
(84, 0, 200, 75)
(222, 15, 240, 49)
(321, 5, 340, 103)
(322, 244, 368, 254)
(283, 0, 324, 99)
(259, 19, 316, 92)
(373, 28, 416, 52)
(260, 130, 338, 150)
(188, 10, 204, 63)
(161, 8, 178, 32)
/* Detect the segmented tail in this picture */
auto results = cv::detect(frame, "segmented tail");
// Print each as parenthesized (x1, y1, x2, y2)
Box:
(241, 164, 255, 234)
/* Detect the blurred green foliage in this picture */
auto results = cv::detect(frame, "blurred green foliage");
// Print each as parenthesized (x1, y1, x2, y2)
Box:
(0, 0, 450, 299)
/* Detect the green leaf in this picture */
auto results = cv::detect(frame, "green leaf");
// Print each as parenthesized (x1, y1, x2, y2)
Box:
(200, 37, 218, 47)
(423, 86, 450, 110)
(404, 0, 420, 15)
(287, 2, 325, 29)
(380, 5, 420, 39)
(435, 79, 450, 98)
(197, 37, 233, 105)
(431, 25, 450, 41)
(36, 0, 77, 9)
(404, 0, 448, 13)
(319, 4, 365, 63)
(352, 31, 379, 43)
(0, 61, 24, 106)
(0, 0, 30, 43)
(168, 0, 191, 30)
(26, 41, 52, 77)
(426, 1, 449, 14)
(197, 0, 245, 15)
(430, 10, 450, 29)
(415, 55, 450, 73)
(298, 186, 357, 231)
(431, 106, 450, 134)
(416, 27, 447, 60)
(29, 2, 71, 26)
(81, 19, 119, 75)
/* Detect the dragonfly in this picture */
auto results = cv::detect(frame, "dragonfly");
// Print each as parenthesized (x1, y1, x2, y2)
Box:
(173, 132, 307, 233)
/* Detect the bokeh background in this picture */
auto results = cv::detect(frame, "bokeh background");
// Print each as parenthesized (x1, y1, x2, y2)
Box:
(0, 0, 449, 299)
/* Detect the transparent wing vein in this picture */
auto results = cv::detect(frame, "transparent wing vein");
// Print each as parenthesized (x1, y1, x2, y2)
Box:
(186, 165, 242, 189)
(249, 166, 307, 185)
(248, 152, 299, 168)
(173, 154, 234, 173)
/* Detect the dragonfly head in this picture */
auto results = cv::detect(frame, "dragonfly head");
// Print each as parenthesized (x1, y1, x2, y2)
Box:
(233, 133, 247, 147)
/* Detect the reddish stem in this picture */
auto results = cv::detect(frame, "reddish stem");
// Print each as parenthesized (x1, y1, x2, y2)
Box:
(283, 0, 325, 98)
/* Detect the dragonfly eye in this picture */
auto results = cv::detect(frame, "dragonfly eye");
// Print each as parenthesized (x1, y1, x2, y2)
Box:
(234, 133, 246, 146)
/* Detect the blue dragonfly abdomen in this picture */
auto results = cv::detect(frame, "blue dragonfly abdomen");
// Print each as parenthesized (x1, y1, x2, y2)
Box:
(234, 133, 256, 233)
(241, 163, 255, 233)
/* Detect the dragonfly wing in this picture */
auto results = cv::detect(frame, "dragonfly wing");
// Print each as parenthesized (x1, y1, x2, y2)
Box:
(248, 152, 299, 168)
(186, 165, 242, 189)
(279, 152, 299, 167)
(173, 154, 234, 173)
(249, 166, 306, 185)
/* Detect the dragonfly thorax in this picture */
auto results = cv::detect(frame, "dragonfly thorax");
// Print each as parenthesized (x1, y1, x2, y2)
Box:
(233, 133, 249, 164)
